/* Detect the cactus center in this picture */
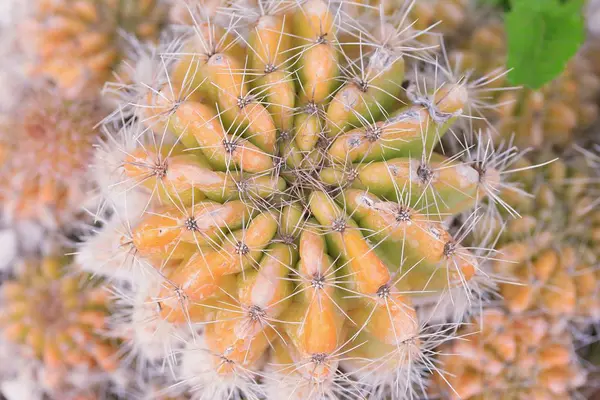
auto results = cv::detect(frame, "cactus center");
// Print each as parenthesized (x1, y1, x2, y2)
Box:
(24, 122, 48, 140)
(36, 285, 67, 329)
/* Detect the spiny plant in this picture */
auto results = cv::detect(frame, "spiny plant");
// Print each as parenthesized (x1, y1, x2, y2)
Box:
(434, 0, 600, 149)
(485, 151, 600, 327)
(0, 253, 121, 400)
(0, 83, 104, 232)
(434, 309, 588, 399)
(83, 1, 520, 398)
(408, 0, 472, 43)
(21, 0, 169, 97)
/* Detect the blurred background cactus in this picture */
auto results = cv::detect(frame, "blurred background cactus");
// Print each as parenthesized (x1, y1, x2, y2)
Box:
(0, 88, 103, 230)
(22, 0, 169, 98)
(486, 153, 600, 324)
(0, 252, 122, 399)
(435, 310, 588, 399)
(0, 0, 599, 399)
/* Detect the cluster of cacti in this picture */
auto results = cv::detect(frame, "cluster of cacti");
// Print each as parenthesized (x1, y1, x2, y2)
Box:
(429, 105, 600, 397)
(425, 2, 600, 398)
(0, 0, 599, 399)
(483, 153, 600, 326)
(435, 309, 588, 399)
(0, 0, 173, 395)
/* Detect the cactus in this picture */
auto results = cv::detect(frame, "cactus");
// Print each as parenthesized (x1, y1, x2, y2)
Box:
(22, 0, 169, 97)
(435, 309, 588, 399)
(0, 253, 120, 399)
(485, 153, 600, 326)
(0, 85, 103, 231)
(78, 1, 523, 398)
(0, 0, 597, 399)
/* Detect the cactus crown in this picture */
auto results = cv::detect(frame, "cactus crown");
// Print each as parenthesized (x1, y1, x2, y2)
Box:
(76, 1, 525, 399)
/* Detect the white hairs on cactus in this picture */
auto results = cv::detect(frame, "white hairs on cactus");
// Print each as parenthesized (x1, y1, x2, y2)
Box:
(0, 362, 43, 400)
(340, 321, 460, 400)
(109, 276, 189, 373)
(76, 216, 155, 283)
(92, 121, 156, 220)
(0, 336, 43, 400)
(174, 333, 265, 400)
(0, 229, 17, 273)
(0, 0, 29, 114)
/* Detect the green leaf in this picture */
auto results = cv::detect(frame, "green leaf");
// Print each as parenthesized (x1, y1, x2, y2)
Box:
(506, 0, 585, 89)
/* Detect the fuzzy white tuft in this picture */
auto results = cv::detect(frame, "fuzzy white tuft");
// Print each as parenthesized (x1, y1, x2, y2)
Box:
(1, 370, 43, 400)
(263, 362, 351, 400)
(174, 334, 265, 400)
(92, 122, 154, 220)
(109, 276, 189, 372)
(0, 229, 17, 273)
(76, 216, 152, 283)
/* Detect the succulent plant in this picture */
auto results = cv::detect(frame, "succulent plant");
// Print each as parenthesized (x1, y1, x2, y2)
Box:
(78, 1, 523, 398)
(435, 309, 588, 400)
(485, 152, 600, 326)
(0, 85, 103, 231)
(22, 0, 169, 97)
(0, 253, 120, 399)
(0, 0, 597, 399)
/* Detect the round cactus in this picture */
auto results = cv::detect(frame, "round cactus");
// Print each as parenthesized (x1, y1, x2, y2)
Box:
(0, 253, 120, 399)
(0, 85, 104, 231)
(85, 1, 518, 398)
